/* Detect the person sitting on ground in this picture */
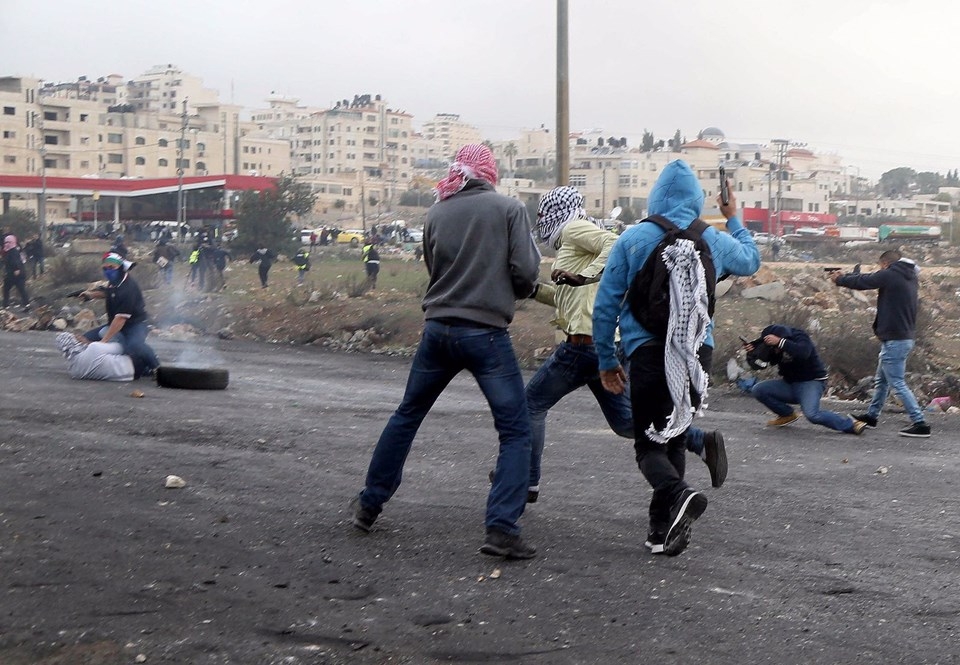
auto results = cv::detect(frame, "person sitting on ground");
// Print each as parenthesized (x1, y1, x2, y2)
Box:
(746, 324, 867, 435)
(55, 331, 144, 381)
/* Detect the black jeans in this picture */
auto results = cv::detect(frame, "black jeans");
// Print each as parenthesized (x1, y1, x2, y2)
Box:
(629, 344, 712, 532)
(3, 274, 29, 308)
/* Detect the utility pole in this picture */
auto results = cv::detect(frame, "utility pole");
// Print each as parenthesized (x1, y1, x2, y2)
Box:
(555, 0, 569, 186)
(176, 100, 188, 235)
(767, 163, 774, 233)
(853, 166, 861, 226)
(36, 108, 47, 240)
(360, 170, 366, 234)
(772, 139, 788, 236)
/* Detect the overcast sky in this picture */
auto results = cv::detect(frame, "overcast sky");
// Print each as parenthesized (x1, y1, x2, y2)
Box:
(3, 0, 956, 179)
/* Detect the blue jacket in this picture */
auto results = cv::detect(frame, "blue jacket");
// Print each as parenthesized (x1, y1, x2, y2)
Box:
(760, 324, 828, 383)
(593, 160, 761, 370)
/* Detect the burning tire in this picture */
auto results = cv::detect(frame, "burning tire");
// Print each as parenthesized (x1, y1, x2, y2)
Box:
(156, 365, 229, 390)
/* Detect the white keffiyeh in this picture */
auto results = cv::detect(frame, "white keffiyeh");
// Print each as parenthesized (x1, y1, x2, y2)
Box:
(645, 239, 711, 444)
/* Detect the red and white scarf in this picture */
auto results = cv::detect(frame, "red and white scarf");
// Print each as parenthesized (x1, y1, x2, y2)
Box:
(435, 144, 498, 202)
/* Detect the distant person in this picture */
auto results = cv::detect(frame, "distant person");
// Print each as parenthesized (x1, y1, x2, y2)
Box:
(249, 246, 276, 288)
(829, 250, 930, 437)
(770, 237, 782, 261)
(593, 160, 760, 556)
(293, 247, 310, 285)
(110, 235, 129, 259)
(309, 231, 318, 253)
(152, 239, 180, 285)
(2, 234, 30, 310)
(24, 235, 44, 279)
(56, 332, 140, 381)
(361, 239, 380, 290)
(78, 252, 160, 376)
(210, 244, 231, 290)
(746, 324, 867, 435)
(351, 143, 542, 559)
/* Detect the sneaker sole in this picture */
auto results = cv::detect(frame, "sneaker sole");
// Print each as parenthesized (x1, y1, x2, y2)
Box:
(478, 543, 537, 560)
(770, 416, 800, 428)
(706, 432, 727, 489)
(664, 492, 708, 557)
(351, 517, 373, 533)
(899, 431, 931, 438)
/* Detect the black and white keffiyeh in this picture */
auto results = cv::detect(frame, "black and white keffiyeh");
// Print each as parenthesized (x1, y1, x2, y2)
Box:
(536, 186, 604, 249)
(645, 238, 711, 444)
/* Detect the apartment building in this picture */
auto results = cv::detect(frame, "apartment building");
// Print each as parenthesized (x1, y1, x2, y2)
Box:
(420, 113, 482, 163)
(125, 64, 219, 114)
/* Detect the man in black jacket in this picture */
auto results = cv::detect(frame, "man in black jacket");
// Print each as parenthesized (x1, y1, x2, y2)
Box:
(2, 234, 30, 309)
(747, 324, 866, 435)
(829, 250, 930, 438)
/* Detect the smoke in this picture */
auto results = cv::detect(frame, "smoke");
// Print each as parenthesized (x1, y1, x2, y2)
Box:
(173, 345, 226, 369)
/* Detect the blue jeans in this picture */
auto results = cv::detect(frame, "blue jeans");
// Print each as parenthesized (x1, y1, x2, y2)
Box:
(526, 342, 707, 488)
(84, 322, 160, 371)
(752, 378, 856, 432)
(867, 339, 925, 424)
(359, 320, 531, 535)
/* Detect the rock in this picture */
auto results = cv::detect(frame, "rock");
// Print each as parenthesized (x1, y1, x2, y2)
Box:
(164, 475, 186, 489)
(130, 389, 145, 399)
(741, 282, 786, 301)
(715, 280, 734, 298)
(217, 327, 234, 340)
(135, 655, 147, 663)
(52, 318, 68, 330)
(72, 308, 97, 331)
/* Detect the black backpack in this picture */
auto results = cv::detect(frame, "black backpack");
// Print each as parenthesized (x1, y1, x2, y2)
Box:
(626, 215, 717, 338)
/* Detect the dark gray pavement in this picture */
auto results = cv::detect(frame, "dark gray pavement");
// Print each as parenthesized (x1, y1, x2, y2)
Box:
(0, 330, 957, 664)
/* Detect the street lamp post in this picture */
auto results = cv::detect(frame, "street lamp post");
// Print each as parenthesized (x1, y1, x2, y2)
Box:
(175, 100, 188, 239)
(772, 138, 789, 236)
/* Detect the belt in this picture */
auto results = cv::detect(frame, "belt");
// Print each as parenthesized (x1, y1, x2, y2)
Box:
(566, 334, 593, 345)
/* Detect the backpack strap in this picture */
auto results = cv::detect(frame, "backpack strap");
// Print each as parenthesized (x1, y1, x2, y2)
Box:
(687, 218, 710, 239)
(641, 215, 679, 234)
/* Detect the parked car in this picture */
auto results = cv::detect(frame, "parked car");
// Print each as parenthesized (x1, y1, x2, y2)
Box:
(406, 228, 424, 242)
(752, 232, 775, 245)
(337, 229, 365, 247)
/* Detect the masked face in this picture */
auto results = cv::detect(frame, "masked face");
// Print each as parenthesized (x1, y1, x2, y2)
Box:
(103, 267, 123, 284)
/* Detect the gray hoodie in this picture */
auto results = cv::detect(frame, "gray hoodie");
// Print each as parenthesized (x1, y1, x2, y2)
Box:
(422, 181, 540, 328)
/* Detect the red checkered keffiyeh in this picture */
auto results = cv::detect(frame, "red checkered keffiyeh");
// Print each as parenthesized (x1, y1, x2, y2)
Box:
(435, 144, 499, 202)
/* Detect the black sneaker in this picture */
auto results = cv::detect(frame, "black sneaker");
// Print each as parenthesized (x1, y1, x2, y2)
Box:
(479, 528, 537, 559)
(851, 413, 877, 428)
(703, 430, 728, 489)
(663, 488, 708, 557)
(644, 531, 666, 555)
(899, 422, 931, 438)
(349, 495, 380, 533)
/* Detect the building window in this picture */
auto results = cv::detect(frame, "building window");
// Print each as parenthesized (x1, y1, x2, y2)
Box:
(80, 160, 89, 168)
(3, 106, 14, 115)
(197, 142, 205, 152)
(343, 188, 352, 196)
(135, 157, 146, 165)
(135, 136, 146, 145)
(107, 133, 122, 143)
(569, 174, 587, 187)
(177, 159, 189, 169)
(158, 158, 168, 167)
(3, 155, 15, 164)
(80, 113, 88, 122)
(196, 161, 206, 171)
(44, 135, 58, 145)
(243, 146, 249, 153)
(176, 139, 190, 149)
(159, 138, 168, 147)
(44, 111, 57, 121)
(108, 154, 123, 164)
(44, 158, 57, 169)
(2, 130, 14, 139)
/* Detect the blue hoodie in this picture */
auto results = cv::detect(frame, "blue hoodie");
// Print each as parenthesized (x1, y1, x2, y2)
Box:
(593, 160, 761, 370)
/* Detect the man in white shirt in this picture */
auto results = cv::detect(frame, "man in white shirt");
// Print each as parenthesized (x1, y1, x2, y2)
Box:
(56, 332, 135, 381)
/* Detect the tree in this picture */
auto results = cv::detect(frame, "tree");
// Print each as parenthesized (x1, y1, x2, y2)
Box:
(504, 142, 518, 175)
(0, 209, 39, 241)
(641, 129, 655, 152)
(333, 199, 346, 210)
(233, 174, 316, 253)
(916, 171, 942, 195)
(879, 167, 916, 198)
(672, 129, 682, 152)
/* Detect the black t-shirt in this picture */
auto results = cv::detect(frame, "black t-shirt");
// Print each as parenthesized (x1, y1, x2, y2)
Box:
(106, 275, 147, 327)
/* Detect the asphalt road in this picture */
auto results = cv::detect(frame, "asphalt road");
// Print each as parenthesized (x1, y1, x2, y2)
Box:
(0, 330, 957, 665)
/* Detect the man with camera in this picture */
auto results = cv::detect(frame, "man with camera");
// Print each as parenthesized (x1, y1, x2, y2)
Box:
(745, 324, 867, 435)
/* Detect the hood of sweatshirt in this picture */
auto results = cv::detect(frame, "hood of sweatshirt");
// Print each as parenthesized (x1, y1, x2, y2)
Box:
(890, 258, 919, 282)
(646, 160, 704, 226)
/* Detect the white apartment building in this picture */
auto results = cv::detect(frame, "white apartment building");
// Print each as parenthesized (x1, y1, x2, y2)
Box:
(420, 113, 482, 163)
(125, 64, 219, 114)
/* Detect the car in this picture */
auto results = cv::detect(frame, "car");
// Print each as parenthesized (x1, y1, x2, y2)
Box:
(336, 229, 365, 247)
(406, 228, 423, 242)
(752, 232, 775, 245)
(300, 229, 319, 245)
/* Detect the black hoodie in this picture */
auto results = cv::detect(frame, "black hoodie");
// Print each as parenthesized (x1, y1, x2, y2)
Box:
(836, 259, 918, 341)
(758, 324, 828, 383)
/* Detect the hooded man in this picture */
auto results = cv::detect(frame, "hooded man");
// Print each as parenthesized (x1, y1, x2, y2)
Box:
(830, 250, 929, 437)
(747, 324, 867, 434)
(2, 234, 30, 309)
(521, 187, 727, 507)
(351, 143, 542, 559)
(79, 252, 159, 375)
(593, 160, 760, 556)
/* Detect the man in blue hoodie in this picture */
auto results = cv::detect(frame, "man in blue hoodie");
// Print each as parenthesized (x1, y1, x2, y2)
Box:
(593, 160, 760, 556)
(747, 324, 867, 435)
(829, 250, 930, 437)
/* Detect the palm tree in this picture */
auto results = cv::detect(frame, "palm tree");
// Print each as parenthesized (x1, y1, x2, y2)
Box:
(504, 142, 518, 176)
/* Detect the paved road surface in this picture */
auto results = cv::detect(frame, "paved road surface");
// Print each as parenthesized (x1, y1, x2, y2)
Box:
(0, 330, 957, 664)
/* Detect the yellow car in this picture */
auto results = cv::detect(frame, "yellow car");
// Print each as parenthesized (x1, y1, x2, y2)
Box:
(336, 229, 366, 247)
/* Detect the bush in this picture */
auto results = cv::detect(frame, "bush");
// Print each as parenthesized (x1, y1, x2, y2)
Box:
(45, 255, 101, 288)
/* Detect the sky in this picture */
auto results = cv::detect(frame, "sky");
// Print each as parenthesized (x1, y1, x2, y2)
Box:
(2, 0, 957, 180)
